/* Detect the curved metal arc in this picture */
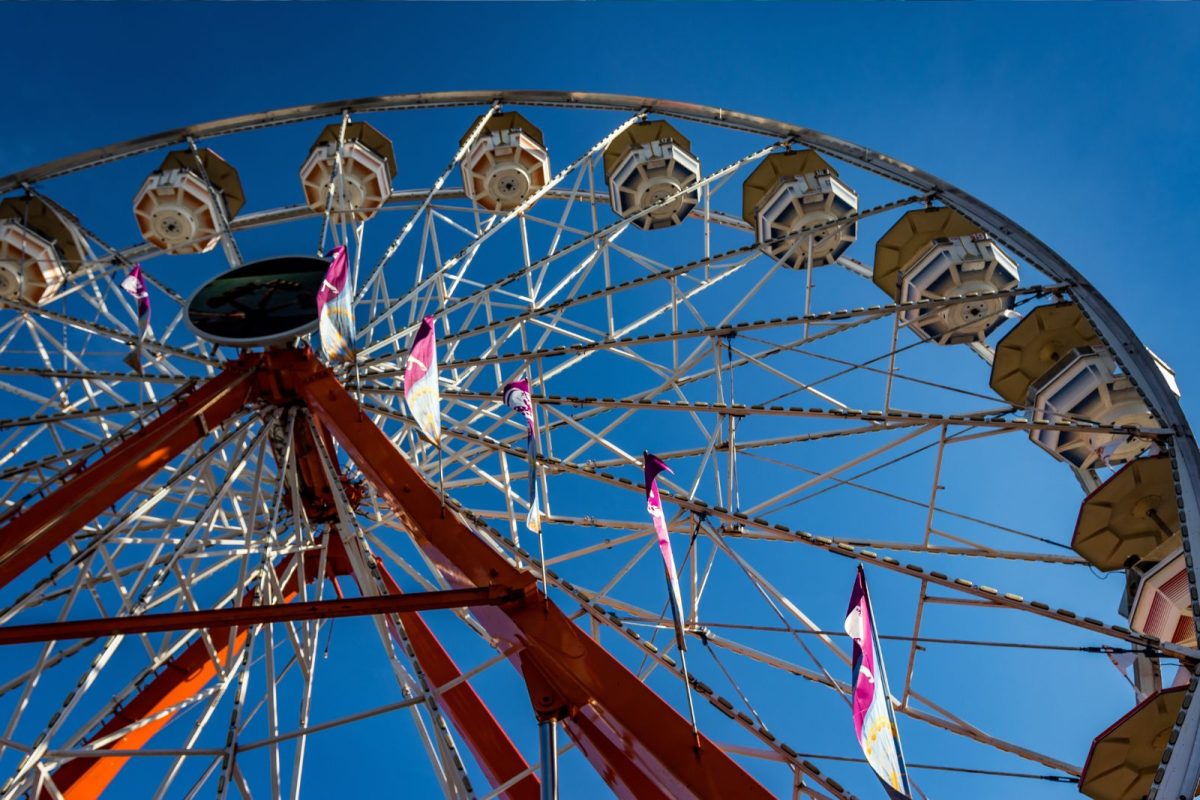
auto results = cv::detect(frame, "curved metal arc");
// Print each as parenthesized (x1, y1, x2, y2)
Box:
(5, 89, 1198, 793)
(5, 90, 1182, 466)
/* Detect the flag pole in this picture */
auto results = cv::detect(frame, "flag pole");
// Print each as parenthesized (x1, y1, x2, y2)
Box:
(677, 636, 702, 749)
(644, 450, 701, 747)
(437, 436, 446, 513)
(530, 450, 548, 596)
(535, 524, 548, 597)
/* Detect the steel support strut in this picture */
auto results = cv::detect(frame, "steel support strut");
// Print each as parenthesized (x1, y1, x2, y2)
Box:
(0, 348, 768, 799)
(43, 555, 304, 800)
(0, 357, 259, 591)
(0, 587, 517, 646)
(375, 565, 541, 800)
(284, 348, 771, 798)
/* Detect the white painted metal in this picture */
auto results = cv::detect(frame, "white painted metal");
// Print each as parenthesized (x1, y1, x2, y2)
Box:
(0, 91, 1195, 799)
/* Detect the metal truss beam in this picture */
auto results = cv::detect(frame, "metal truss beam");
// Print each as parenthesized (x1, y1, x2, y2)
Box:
(0, 587, 516, 646)
(283, 347, 772, 799)
(0, 359, 258, 591)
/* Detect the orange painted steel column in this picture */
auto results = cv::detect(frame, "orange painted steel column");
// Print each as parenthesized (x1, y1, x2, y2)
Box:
(564, 712, 674, 800)
(291, 349, 772, 800)
(47, 578, 295, 800)
(377, 565, 540, 800)
(0, 354, 261, 591)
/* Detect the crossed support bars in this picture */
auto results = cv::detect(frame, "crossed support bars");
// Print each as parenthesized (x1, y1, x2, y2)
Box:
(0, 346, 771, 800)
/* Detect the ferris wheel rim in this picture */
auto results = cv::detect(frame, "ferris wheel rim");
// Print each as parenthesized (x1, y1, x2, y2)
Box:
(1, 90, 1197, 798)
(1, 89, 1190, 446)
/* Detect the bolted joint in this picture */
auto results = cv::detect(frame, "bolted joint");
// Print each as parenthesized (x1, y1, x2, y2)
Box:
(520, 657, 571, 723)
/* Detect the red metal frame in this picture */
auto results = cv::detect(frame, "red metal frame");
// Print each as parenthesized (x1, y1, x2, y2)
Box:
(287, 348, 771, 798)
(0, 358, 259, 591)
(45, 556, 299, 800)
(376, 564, 541, 800)
(0, 587, 517, 645)
(1, 347, 770, 799)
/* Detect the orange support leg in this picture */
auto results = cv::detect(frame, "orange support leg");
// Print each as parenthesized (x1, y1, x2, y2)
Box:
(0, 355, 261, 591)
(285, 348, 772, 799)
(45, 581, 295, 800)
(377, 565, 540, 800)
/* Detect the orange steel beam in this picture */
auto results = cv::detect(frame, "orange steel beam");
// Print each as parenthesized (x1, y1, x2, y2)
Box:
(43, 548, 326, 800)
(0, 355, 261, 591)
(36, 354, 538, 800)
(376, 564, 540, 800)
(565, 712, 674, 800)
(46, 570, 294, 800)
(283, 348, 772, 799)
(0, 587, 517, 646)
(7, 347, 769, 798)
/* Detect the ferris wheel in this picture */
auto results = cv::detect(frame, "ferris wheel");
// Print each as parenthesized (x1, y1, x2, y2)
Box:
(0, 90, 1196, 800)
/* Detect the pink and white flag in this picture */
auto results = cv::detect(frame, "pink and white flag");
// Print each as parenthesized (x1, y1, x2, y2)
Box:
(503, 378, 543, 534)
(644, 451, 687, 653)
(404, 316, 441, 444)
(844, 566, 911, 799)
(120, 264, 150, 372)
(316, 245, 355, 362)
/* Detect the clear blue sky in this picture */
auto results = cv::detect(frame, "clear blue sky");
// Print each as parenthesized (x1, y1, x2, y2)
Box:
(2, 3, 1198, 799)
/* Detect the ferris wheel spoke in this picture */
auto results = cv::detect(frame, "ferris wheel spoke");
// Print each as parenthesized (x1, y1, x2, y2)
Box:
(440, 390, 1144, 441)
(361, 113, 646, 343)
(418, 283, 1055, 382)
(0, 366, 189, 385)
(539, 150, 593, 264)
(0, 298, 218, 368)
(356, 103, 500, 303)
(724, 527, 1085, 565)
(428, 419, 1195, 660)
(359, 135, 786, 365)
(740, 424, 937, 518)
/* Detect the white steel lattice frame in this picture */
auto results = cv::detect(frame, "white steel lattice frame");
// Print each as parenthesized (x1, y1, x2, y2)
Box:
(0, 91, 1194, 800)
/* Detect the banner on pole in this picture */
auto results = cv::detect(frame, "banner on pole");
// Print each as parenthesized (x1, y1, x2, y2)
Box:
(316, 245, 355, 363)
(120, 264, 150, 373)
(644, 451, 687, 653)
(404, 315, 441, 444)
(503, 378, 544, 534)
(844, 566, 912, 799)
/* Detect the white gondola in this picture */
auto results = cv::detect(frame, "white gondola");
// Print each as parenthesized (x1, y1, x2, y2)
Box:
(603, 120, 700, 230)
(132, 149, 244, 255)
(0, 197, 90, 305)
(874, 207, 1019, 345)
(897, 233, 1019, 345)
(299, 122, 396, 223)
(1030, 347, 1159, 470)
(1128, 548, 1196, 647)
(742, 150, 856, 269)
(460, 112, 550, 212)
